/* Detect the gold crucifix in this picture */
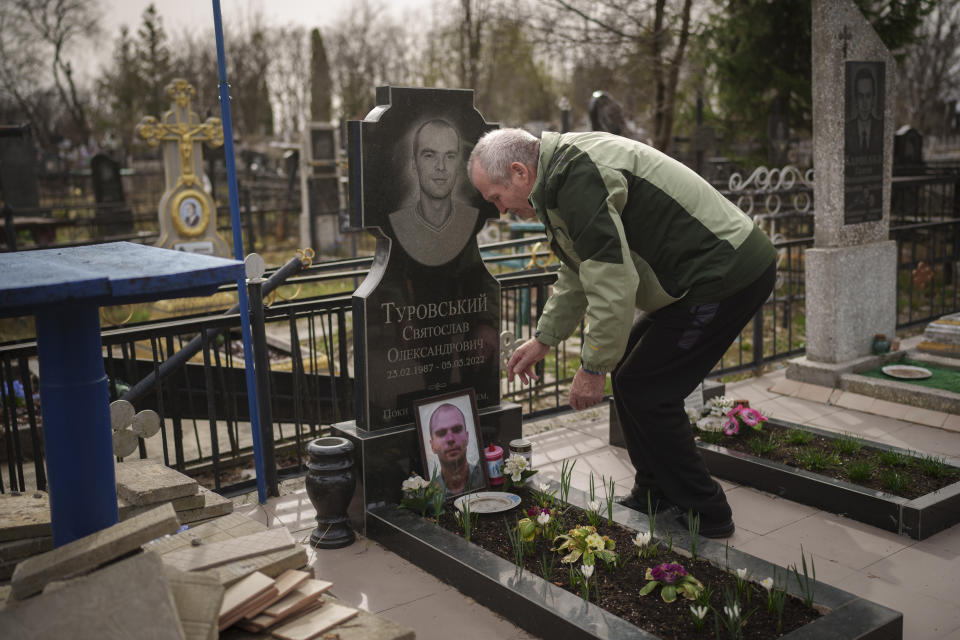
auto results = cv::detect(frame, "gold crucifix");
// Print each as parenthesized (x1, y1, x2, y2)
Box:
(135, 79, 223, 191)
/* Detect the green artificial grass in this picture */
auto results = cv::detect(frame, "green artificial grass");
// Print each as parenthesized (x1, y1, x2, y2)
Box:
(862, 358, 960, 394)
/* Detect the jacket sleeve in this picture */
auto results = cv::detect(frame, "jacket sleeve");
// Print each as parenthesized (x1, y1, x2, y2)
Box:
(539, 159, 639, 373)
(534, 262, 588, 347)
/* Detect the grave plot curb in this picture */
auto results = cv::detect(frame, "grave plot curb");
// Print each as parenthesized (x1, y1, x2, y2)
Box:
(365, 485, 902, 640)
(697, 418, 960, 540)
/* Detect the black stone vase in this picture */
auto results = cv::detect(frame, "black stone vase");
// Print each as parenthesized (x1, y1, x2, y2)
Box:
(305, 436, 357, 549)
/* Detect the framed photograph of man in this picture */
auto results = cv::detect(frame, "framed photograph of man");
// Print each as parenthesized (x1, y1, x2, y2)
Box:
(414, 389, 488, 498)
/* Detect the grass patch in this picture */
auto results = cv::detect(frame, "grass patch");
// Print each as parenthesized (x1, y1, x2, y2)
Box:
(877, 450, 912, 467)
(831, 433, 863, 456)
(880, 470, 910, 495)
(795, 447, 838, 472)
(847, 459, 875, 483)
(785, 429, 814, 446)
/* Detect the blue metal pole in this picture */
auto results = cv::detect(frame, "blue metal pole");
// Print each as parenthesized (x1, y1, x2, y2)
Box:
(211, 0, 267, 504)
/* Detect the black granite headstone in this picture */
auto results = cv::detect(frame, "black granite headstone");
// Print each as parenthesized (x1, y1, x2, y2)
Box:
(0, 125, 40, 211)
(91, 153, 134, 237)
(894, 125, 924, 176)
(348, 87, 499, 430)
(843, 61, 885, 224)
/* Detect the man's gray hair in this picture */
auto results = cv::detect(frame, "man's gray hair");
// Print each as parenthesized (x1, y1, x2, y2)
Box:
(468, 128, 539, 184)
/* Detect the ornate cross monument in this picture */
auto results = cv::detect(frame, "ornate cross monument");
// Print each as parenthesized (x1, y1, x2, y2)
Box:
(136, 78, 229, 256)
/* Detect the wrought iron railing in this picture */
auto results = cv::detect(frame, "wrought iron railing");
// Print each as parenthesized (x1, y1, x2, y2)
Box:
(3, 175, 960, 495)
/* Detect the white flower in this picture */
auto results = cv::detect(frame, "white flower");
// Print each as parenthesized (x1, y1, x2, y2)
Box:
(633, 531, 651, 548)
(724, 604, 740, 619)
(761, 577, 774, 591)
(580, 563, 594, 579)
(587, 499, 602, 513)
(503, 454, 528, 482)
(685, 407, 701, 424)
(707, 395, 735, 417)
(537, 481, 550, 493)
(401, 475, 428, 492)
(736, 568, 748, 580)
(537, 512, 551, 526)
(690, 605, 708, 620)
(696, 416, 726, 432)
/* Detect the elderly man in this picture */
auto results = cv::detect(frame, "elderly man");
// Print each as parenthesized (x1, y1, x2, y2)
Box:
(428, 403, 485, 496)
(388, 119, 479, 267)
(468, 128, 776, 537)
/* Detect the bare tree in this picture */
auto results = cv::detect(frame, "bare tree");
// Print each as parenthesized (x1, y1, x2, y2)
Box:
(534, 0, 693, 151)
(271, 25, 311, 139)
(896, 0, 960, 135)
(0, 0, 101, 144)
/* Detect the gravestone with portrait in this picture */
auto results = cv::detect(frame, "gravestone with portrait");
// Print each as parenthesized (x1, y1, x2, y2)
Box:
(331, 86, 522, 531)
(787, 0, 897, 383)
(135, 79, 229, 256)
(91, 153, 133, 238)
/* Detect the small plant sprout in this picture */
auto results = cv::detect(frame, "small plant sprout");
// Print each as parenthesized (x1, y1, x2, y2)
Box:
(638, 562, 704, 603)
(505, 516, 527, 569)
(689, 604, 709, 632)
(718, 587, 753, 640)
(552, 525, 616, 567)
(764, 570, 787, 632)
(454, 497, 477, 542)
(532, 480, 556, 508)
(604, 475, 616, 524)
(586, 499, 602, 526)
(579, 563, 595, 601)
(646, 491, 658, 536)
(537, 551, 556, 580)
(589, 472, 597, 501)
(734, 567, 750, 602)
(430, 479, 447, 519)
(790, 545, 817, 607)
(633, 530, 654, 559)
(687, 509, 701, 560)
(502, 453, 538, 489)
(559, 459, 576, 503)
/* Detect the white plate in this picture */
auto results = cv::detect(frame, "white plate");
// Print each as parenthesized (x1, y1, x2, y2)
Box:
(454, 492, 521, 514)
(881, 364, 933, 380)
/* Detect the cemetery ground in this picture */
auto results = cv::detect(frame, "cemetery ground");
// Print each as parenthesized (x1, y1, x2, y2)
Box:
(213, 333, 960, 640)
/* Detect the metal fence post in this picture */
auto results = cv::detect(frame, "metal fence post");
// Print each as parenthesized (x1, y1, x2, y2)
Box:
(3, 205, 16, 251)
(247, 254, 279, 497)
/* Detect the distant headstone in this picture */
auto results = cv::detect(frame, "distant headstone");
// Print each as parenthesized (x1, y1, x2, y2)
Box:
(90, 153, 133, 237)
(894, 125, 925, 175)
(347, 87, 499, 429)
(0, 124, 40, 211)
(299, 123, 344, 254)
(136, 78, 229, 256)
(801, 0, 897, 365)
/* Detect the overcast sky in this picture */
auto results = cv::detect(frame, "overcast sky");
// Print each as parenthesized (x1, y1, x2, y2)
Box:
(88, 0, 425, 77)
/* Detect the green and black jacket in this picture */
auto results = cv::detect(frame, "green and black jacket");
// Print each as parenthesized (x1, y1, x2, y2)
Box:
(529, 131, 776, 374)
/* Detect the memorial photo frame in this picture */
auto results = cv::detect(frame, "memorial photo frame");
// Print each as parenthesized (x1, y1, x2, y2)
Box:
(413, 389, 487, 499)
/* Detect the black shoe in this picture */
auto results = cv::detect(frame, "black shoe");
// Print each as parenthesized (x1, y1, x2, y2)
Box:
(617, 492, 677, 515)
(677, 511, 735, 538)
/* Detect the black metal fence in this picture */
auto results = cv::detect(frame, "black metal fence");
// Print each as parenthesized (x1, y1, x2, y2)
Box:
(3, 174, 960, 495)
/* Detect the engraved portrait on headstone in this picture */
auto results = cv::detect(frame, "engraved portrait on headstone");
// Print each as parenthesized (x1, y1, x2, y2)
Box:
(348, 86, 500, 430)
(843, 61, 885, 224)
(387, 119, 479, 267)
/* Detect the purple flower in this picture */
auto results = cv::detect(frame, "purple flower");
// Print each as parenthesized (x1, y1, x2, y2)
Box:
(650, 562, 688, 584)
(722, 416, 740, 435)
(740, 407, 767, 427)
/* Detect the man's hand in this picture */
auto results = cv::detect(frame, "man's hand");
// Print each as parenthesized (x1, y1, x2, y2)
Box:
(569, 367, 606, 411)
(506, 338, 550, 384)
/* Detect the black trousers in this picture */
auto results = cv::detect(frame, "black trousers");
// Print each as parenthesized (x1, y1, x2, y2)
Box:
(611, 261, 776, 521)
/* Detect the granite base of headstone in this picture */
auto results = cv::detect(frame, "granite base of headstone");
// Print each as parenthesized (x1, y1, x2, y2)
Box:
(332, 403, 522, 535)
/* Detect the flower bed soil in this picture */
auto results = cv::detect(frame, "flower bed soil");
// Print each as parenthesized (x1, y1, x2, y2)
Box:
(696, 420, 959, 500)
(434, 486, 819, 639)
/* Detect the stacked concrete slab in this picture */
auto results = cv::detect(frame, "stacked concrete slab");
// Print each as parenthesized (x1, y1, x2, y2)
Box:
(116, 459, 233, 525)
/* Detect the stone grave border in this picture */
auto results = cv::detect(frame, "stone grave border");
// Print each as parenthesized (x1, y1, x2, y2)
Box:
(366, 484, 902, 640)
(697, 417, 960, 540)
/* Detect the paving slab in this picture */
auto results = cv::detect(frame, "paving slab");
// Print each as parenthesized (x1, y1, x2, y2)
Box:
(271, 601, 358, 640)
(0, 492, 51, 542)
(0, 536, 53, 580)
(115, 459, 198, 505)
(164, 565, 224, 640)
(177, 487, 234, 524)
(10, 502, 179, 600)
(0, 551, 184, 639)
(161, 527, 295, 572)
(119, 492, 206, 520)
